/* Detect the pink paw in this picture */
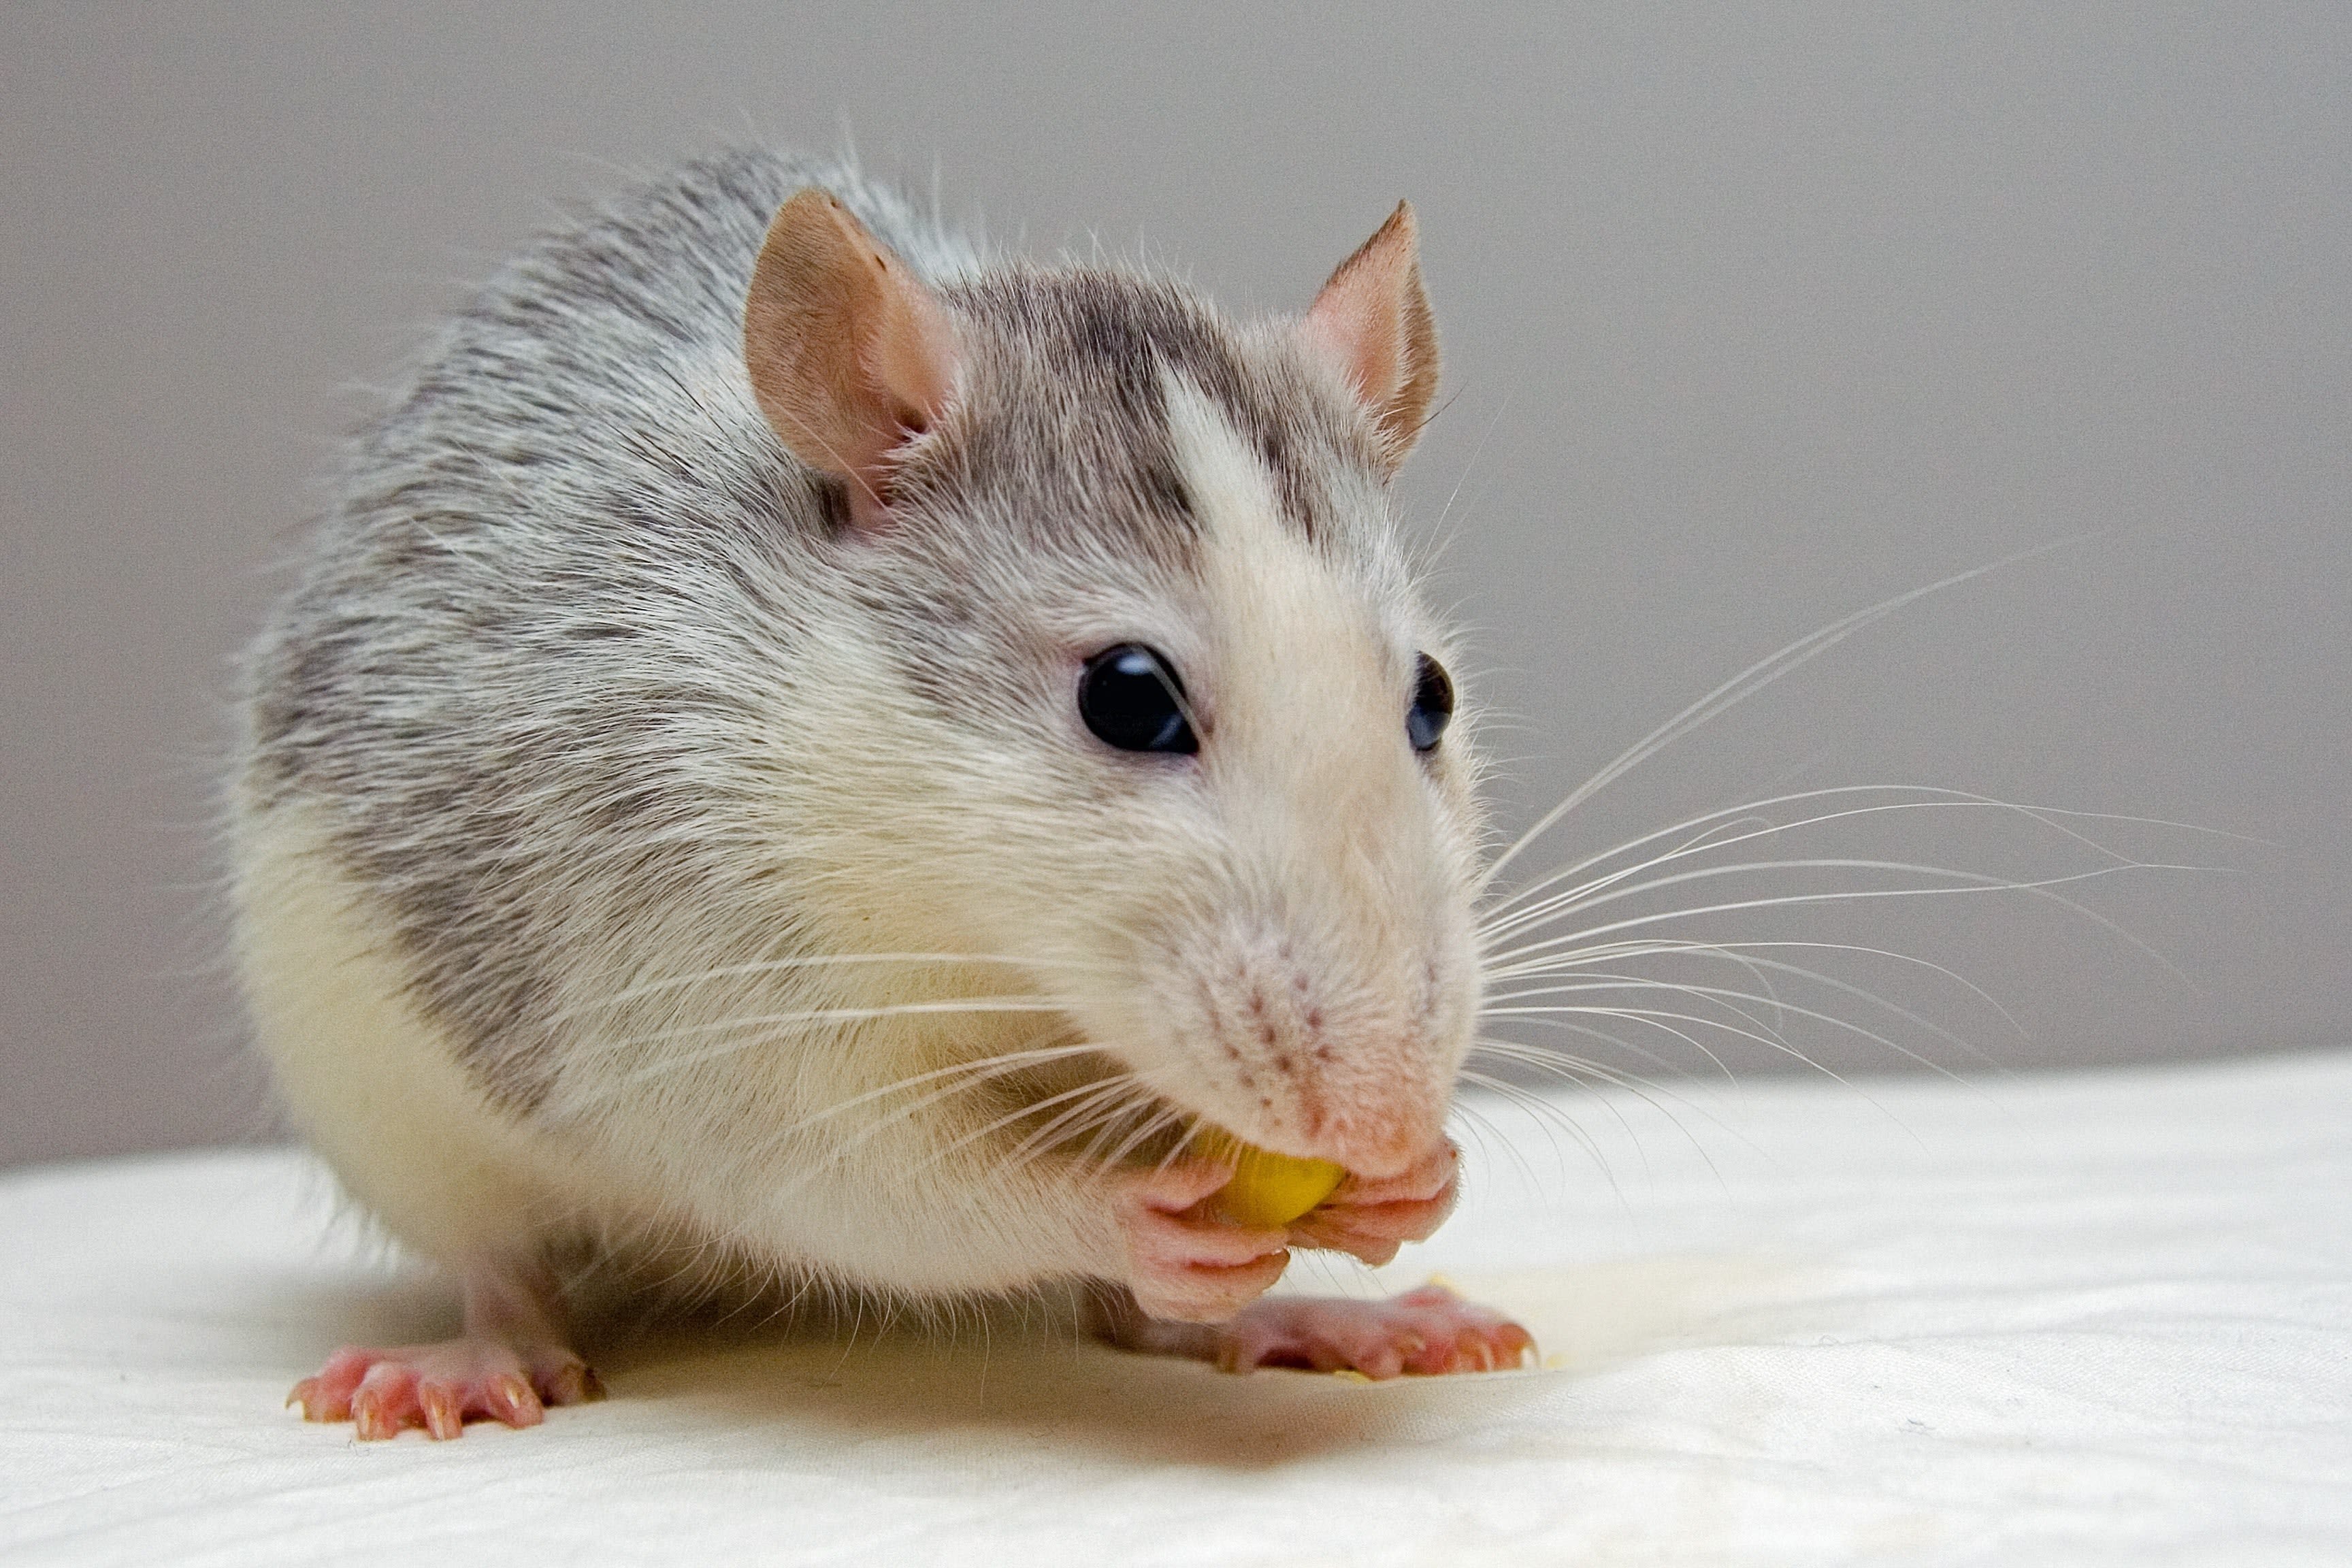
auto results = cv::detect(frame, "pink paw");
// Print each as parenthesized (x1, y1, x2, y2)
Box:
(1286, 1141, 1460, 1266)
(1213, 1284, 1535, 1379)
(1115, 1158, 1292, 1323)
(289, 1339, 603, 1440)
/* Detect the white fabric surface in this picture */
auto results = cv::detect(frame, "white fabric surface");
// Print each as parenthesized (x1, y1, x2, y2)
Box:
(4, 1052, 2348, 1566)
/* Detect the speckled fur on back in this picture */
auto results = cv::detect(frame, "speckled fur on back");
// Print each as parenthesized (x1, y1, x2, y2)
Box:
(233, 147, 1483, 1305)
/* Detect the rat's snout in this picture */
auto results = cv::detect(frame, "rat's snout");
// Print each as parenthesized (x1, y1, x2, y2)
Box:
(1138, 902, 1473, 1180)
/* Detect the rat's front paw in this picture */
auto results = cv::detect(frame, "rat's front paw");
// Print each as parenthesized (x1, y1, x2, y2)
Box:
(1115, 1159, 1292, 1322)
(1285, 1141, 1459, 1266)
(1215, 1284, 1535, 1378)
(289, 1337, 602, 1440)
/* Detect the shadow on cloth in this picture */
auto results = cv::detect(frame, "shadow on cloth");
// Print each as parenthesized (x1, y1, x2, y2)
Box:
(527, 1253, 1828, 1469)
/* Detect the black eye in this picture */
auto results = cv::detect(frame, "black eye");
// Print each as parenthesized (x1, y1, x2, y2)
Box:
(1407, 653, 1454, 753)
(1079, 644, 1198, 755)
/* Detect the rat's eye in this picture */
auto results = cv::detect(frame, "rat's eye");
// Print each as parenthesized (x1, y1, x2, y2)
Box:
(1080, 644, 1198, 755)
(1407, 653, 1454, 753)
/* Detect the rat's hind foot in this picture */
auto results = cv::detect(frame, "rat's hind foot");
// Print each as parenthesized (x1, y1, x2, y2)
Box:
(290, 1339, 602, 1440)
(1098, 1281, 1535, 1379)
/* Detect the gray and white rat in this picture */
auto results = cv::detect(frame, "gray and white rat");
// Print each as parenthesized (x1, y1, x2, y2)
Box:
(231, 147, 1533, 1440)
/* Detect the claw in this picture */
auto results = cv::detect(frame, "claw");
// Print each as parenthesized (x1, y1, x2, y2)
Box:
(419, 1384, 464, 1441)
(483, 1373, 544, 1428)
(352, 1385, 401, 1441)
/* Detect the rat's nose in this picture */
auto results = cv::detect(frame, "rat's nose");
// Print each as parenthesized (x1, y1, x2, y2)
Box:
(1301, 1092, 1449, 1180)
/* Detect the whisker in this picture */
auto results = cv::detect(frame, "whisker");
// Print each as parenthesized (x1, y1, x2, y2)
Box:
(1487, 977, 1748, 1081)
(1471, 1047, 1661, 1173)
(998, 1090, 1175, 1198)
(1467, 1043, 1741, 1160)
(546, 952, 1111, 1024)
(781, 1040, 1104, 1152)
(1457, 1066, 1619, 1188)
(1498, 1001, 1933, 1125)
(1481, 781, 2180, 931)
(1465, 1047, 1743, 1186)
(1490, 987, 1938, 1074)
(1477, 860, 2197, 979)
(574, 1006, 1072, 1105)
(921, 1085, 1133, 1184)
(1480, 543, 2082, 889)
(1480, 788, 2180, 947)
(1488, 943, 2026, 1066)
(593, 996, 1075, 1055)
(937, 1075, 1147, 1181)
(570, 1027, 1096, 1128)
(1069, 1100, 1193, 1192)
(562, 996, 1081, 1098)
(1487, 936, 2019, 1033)
(1442, 1091, 1543, 1197)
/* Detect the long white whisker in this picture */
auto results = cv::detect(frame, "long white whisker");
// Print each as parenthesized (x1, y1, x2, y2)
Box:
(1487, 966, 1987, 1075)
(562, 998, 1077, 1107)
(1466, 1043, 1745, 1163)
(1468, 1045, 1660, 1168)
(1464, 1050, 1738, 1188)
(1498, 993, 1953, 1090)
(595, 997, 1074, 1055)
(1443, 1092, 1545, 1200)
(988, 1076, 1158, 1173)
(548, 952, 1109, 1023)
(1488, 940, 2030, 1059)
(782, 1040, 1100, 1150)
(1480, 781, 2248, 934)
(1457, 1066, 1620, 1188)
(1007, 1085, 1171, 1191)
(1467, 1048, 1750, 1184)
(911, 1073, 1143, 1178)
(1487, 979, 1746, 1080)
(1480, 543, 2082, 889)
(1075, 1102, 1193, 1190)
(1480, 787, 2196, 947)
(1487, 936, 2020, 1034)
(1477, 860, 2198, 979)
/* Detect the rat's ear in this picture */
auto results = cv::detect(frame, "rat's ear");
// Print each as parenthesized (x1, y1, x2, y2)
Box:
(744, 189, 958, 529)
(1303, 202, 1440, 477)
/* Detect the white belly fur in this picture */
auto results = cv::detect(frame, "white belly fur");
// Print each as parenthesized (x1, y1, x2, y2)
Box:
(231, 798, 618, 1264)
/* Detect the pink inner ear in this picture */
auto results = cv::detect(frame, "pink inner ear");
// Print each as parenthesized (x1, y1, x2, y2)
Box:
(1307, 261, 1407, 409)
(1306, 203, 1417, 406)
(830, 248, 960, 531)
(865, 261, 956, 438)
(1302, 203, 1437, 471)
(744, 190, 960, 531)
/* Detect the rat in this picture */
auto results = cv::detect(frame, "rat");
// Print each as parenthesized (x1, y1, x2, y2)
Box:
(230, 147, 1535, 1440)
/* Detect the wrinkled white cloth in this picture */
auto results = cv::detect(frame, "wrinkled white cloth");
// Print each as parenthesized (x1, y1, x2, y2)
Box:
(3, 1053, 2348, 1567)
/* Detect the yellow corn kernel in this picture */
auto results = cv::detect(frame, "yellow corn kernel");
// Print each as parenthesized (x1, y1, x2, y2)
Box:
(1194, 1130, 1347, 1228)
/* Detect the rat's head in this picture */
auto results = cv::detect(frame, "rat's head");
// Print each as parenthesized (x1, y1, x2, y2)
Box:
(742, 191, 1482, 1180)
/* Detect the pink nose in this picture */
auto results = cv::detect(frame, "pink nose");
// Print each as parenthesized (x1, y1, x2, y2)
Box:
(1306, 1100, 1447, 1179)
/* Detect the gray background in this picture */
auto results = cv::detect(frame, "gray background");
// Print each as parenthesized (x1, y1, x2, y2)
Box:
(5, 3, 2346, 1170)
